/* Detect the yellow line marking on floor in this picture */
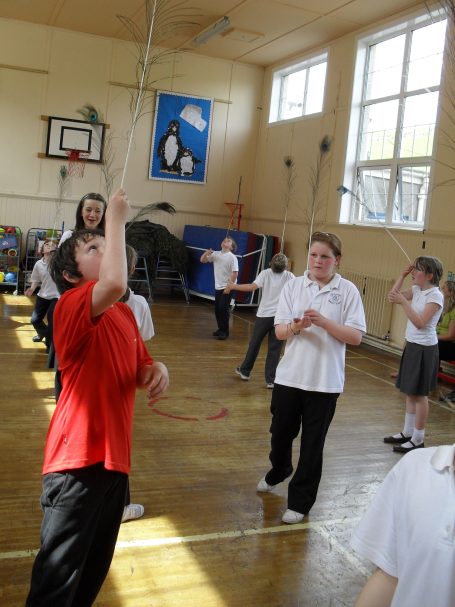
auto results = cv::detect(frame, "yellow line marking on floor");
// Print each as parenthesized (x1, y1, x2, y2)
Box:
(0, 517, 359, 561)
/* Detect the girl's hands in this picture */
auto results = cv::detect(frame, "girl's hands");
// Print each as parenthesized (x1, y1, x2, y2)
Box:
(402, 264, 414, 277)
(302, 309, 326, 328)
(292, 315, 313, 330)
(388, 289, 406, 304)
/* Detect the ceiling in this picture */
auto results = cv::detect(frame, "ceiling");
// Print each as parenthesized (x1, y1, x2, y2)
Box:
(0, 0, 425, 67)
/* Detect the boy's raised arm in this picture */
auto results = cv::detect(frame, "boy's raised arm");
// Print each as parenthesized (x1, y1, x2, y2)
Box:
(92, 188, 130, 317)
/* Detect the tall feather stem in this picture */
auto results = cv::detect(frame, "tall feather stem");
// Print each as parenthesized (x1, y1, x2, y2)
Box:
(280, 156, 296, 253)
(121, 0, 158, 188)
(306, 136, 332, 270)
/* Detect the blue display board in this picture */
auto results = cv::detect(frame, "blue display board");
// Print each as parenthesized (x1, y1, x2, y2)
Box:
(183, 225, 263, 301)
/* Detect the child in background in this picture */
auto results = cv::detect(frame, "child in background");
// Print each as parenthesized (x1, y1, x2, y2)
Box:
(122, 244, 155, 341)
(257, 232, 365, 524)
(26, 189, 169, 606)
(384, 257, 443, 453)
(200, 237, 238, 340)
(24, 239, 59, 353)
(437, 280, 455, 361)
(59, 192, 107, 245)
(437, 280, 455, 403)
(226, 253, 295, 388)
(120, 244, 155, 523)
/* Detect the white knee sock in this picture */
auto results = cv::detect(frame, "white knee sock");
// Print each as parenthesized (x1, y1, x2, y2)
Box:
(402, 413, 415, 437)
(411, 428, 425, 445)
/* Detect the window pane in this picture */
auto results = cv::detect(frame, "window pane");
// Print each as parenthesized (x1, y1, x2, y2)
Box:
(306, 62, 327, 114)
(407, 21, 447, 91)
(279, 69, 306, 120)
(355, 168, 391, 221)
(365, 35, 406, 100)
(393, 165, 429, 225)
(360, 100, 399, 160)
(400, 92, 438, 157)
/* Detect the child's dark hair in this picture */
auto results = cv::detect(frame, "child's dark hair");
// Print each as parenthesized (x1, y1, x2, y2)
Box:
(270, 253, 288, 273)
(413, 256, 443, 286)
(50, 229, 104, 294)
(310, 232, 342, 257)
(75, 193, 107, 231)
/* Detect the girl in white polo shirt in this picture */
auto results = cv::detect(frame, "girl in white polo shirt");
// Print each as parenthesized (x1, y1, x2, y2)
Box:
(257, 232, 366, 524)
(384, 257, 443, 454)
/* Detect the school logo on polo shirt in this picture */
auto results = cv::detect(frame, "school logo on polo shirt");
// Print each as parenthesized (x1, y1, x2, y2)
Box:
(328, 293, 342, 305)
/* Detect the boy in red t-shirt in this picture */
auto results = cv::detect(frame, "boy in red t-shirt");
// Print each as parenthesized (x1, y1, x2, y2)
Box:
(26, 189, 169, 607)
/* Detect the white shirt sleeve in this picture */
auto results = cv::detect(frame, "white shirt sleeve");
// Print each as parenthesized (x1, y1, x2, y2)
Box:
(342, 282, 367, 332)
(253, 270, 267, 289)
(274, 280, 296, 325)
(30, 259, 44, 284)
(351, 464, 400, 578)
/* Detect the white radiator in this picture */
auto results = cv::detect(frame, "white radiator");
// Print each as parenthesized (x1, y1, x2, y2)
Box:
(343, 271, 394, 339)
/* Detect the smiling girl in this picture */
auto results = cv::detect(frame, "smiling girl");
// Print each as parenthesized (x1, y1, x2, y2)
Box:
(384, 257, 444, 453)
(257, 232, 366, 524)
(60, 193, 107, 245)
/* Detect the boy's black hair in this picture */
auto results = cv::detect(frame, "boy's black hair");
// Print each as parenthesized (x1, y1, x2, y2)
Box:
(413, 256, 443, 286)
(50, 229, 104, 294)
(75, 193, 107, 231)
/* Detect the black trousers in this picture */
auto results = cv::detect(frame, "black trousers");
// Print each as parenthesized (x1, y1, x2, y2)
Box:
(26, 463, 128, 607)
(265, 384, 338, 515)
(31, 296, 57, 350)
(214, 289, 231, 335)
(239, 316, 283, 383)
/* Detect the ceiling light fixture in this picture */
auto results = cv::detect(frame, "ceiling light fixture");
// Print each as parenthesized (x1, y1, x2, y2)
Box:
(192, 16, 231, 47)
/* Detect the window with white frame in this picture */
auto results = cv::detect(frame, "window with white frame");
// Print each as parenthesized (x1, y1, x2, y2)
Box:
(269, 52, 328, 123)
(340, 13, 447, 228)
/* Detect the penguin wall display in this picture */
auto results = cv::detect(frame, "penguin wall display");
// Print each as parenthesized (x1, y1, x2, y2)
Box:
(150, 91, 213, 184)
(157, 120, 183, 172)
(177, 148, 200, 176)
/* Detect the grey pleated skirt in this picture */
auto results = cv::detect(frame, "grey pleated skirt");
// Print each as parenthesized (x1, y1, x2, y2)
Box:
(396, 341, 439, 396)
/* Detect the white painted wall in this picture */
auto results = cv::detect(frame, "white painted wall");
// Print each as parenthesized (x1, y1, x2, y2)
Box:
(0, 17, 264, 239)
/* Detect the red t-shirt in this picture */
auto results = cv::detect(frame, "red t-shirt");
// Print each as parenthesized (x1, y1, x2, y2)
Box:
(43, 281, 153, 475)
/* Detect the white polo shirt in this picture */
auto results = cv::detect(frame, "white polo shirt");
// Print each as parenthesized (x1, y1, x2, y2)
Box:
(254, 269, 295, 317)
(125, 290, 155, 341)
(207, 250, 238, 290)
(30, 258, 60, 300)
(405, 285, 443, 345)
(274, 272, 366, 393)
(351, 444, 455, 607)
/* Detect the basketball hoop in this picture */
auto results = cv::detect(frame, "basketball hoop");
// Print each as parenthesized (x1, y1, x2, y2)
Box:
(66, 149, 89, 178)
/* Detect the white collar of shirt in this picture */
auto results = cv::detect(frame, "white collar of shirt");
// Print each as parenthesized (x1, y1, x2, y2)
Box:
(303, 270, 341, 291)
(431, 444, 455, 472)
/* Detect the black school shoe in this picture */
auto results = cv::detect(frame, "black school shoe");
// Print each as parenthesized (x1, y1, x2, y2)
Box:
(217, 332, 228, 340)
(393, 440, 424, 453)
(383, 432, 411, 444)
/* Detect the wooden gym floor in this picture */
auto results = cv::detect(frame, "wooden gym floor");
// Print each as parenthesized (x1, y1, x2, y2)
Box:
(1, 291, 454, 606)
